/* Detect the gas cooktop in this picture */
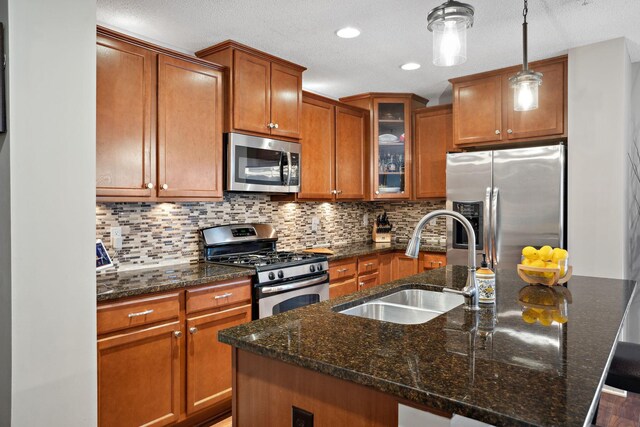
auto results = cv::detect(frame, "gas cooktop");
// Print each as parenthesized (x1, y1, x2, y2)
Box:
(206, 250, 323, 270)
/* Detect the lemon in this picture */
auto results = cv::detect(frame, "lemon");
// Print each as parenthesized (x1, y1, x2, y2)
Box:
(551, 248, 569, 264)
(529, 259, 546, 277)
(538, 245, 553, 261)
(522, 246, 539, 261)
(544, 262, 559, 279)
(522, 308, 538, 324)
(539, 310, 553, 326)
(522, 258, 533, 266)
(552, 311, 568, 324)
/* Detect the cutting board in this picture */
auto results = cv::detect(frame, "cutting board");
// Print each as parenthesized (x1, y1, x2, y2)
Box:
(303, 248, 335, 255)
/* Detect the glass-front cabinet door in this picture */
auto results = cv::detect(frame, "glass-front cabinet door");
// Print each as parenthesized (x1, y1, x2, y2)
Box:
(374, 98, 412, 199)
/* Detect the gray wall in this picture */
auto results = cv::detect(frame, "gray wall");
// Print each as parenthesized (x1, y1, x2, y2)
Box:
(0, 0, 10, 423)
(8, 0, 97, 424)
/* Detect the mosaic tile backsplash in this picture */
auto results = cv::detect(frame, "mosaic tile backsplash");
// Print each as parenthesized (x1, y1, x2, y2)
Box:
(96, 194, 446, 271)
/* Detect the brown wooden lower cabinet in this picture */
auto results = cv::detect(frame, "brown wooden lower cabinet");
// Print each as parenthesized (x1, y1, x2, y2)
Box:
(392, 253, 419, 280)
(97, 277, 253, 427)
(358, 272, 379, 290)
(233, 348, 450, 426)
(186, 304, 251, 415)
(378, 252, 393, 285)
(98, 321, 182, 427)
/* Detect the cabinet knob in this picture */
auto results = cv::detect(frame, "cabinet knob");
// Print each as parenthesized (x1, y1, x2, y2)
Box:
(331, 190, 337, 195)
(359, 282, 365, 288)
(495, 130, 501, 135)
(375, 191, 380, 195)
(267, 123, 274, 129)
(273, 123, 279, 129)
(189, 327, 198, 334)
(401, 191, 404, 194)
(336, 190, 342, 195)
(507, 129, 513, 134)
(146, 183, 154, 189)
(161, 183, 169, 190)
(174, 331, 182, 338)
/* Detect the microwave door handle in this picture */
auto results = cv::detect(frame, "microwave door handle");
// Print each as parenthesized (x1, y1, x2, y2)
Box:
(286, 152, 292, 186)
(278, 151, 285, 185)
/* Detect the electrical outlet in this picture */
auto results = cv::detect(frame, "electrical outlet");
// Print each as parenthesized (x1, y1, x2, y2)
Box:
(311, 216, 320, 232)
(110, 227, 122, 238)
(110, 227, 123, 250)
(363, 213, 369, 227)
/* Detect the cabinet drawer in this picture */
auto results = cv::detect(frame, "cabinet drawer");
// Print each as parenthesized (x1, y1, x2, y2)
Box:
(186, 278, 252, 314)
(97, 292, 180, 335)
(329, 278, 357, 299)
(329, 259, 357, 281)
(358, 255, 379, 275)
(421, 253, 447, 271)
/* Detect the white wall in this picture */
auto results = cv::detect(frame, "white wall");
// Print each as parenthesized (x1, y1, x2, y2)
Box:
(8, 0, 97, 425)
(0, 0, 11, 423)
(568, 38, 631, 280)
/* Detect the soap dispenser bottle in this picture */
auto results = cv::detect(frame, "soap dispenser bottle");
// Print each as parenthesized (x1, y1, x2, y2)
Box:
(477, 253, 496, 304)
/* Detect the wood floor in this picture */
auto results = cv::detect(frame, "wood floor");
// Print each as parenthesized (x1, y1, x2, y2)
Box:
(596, 392, 640, 427)
(210, 393, 640, 427)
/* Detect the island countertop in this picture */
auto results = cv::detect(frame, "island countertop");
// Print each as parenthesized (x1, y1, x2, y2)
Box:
(219, 266, 637, 426)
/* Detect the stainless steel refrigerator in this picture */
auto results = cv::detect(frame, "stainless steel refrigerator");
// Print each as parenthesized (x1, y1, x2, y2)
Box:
(446, 144, 566, 269)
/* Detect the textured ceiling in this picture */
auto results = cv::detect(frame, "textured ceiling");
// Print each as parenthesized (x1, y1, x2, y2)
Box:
(97, 0, 640, 102)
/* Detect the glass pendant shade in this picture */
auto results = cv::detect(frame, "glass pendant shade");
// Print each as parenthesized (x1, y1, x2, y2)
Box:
(432, 20, 467, 67)
(510, 71, 543, 111)
(427, 0, 474, 67)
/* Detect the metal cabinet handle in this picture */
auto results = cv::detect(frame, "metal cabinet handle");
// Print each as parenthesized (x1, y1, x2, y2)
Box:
(495, 130, 501, 135)
(189, 327, 198, 334)
(161, 184, 169, 190)
(365, 262, 374, 267)
(336, 190, 342, 195)
(438, 261, 443, 267)
(128, 309, 154, 318)
(146, 183, 154, 189)
(174, 331, 182, 338)
(337, 268, 348, 273)
(273, 123, 279, 129)
(267, 123, 274, 129)
(331, 190, 337, 195)
(359, 282, 365, 288)
(507, 129, 513, 134)
(214, 292, 233, 300)
(375, 191, 380, 195)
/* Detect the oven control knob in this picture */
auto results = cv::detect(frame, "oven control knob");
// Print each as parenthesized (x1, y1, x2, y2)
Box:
(310, 265, 316, 273)
(277, 270, 284, 279)
(268, 272, 275, 280)
(317, 264, 323, 271)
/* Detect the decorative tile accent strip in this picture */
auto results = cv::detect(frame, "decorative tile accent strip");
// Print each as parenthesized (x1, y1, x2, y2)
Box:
(96, 193, 446, 271)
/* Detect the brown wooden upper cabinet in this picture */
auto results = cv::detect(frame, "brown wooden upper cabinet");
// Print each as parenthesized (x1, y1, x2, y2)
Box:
(297, 92, 366, 201)
(196, 41, 306, 140)
(413, 105, 453, 199)
(340, 93, 428, 200)
(96, 28, 225, 202)
(451, 56, 567, 148)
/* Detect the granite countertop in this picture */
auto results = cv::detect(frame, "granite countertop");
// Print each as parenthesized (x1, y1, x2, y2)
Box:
(219, 266, 637, 426)
(327, 241, 446, 261)
(97, 262, 254, 302)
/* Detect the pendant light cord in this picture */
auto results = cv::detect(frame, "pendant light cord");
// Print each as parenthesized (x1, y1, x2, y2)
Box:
(522, 0, 529, 71)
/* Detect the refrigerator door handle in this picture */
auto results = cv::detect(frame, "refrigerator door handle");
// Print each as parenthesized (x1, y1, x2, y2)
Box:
(491, 187, 499, 267)
(484, 187, 492, 265)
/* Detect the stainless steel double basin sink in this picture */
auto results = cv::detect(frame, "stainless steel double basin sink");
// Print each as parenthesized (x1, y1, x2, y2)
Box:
(337, 289, 464, 325)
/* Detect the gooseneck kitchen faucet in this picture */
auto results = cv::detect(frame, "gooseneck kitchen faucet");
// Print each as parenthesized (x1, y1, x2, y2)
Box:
(405, 210, 480, 310)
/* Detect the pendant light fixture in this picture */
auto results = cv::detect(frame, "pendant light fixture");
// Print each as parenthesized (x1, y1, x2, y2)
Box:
(509, 0, 543, 111)
(427, 0, 474, 67)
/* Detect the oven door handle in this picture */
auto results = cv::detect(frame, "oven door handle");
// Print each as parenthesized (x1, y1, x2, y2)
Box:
(261, 274, 328, 294)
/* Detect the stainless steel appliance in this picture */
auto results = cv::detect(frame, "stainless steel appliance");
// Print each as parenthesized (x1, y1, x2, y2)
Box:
(226, 133, 300, 193)
(446, 144, 566, 269)
(201, 224, 329, 319)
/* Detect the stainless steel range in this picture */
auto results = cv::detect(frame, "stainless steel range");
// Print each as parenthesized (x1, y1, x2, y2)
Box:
(201, 224, 329, 319)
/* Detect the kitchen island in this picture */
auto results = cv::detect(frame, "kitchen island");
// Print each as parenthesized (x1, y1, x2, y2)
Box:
(219, 266, 637, 426)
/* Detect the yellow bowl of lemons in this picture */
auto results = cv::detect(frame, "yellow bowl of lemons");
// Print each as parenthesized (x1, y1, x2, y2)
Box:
(518, 285, 571, 326)
(517, 245, 572, 286)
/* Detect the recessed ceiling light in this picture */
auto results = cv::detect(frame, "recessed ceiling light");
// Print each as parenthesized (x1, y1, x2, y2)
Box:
(336, 27, 361, 39)
(400, 63, 421, 71)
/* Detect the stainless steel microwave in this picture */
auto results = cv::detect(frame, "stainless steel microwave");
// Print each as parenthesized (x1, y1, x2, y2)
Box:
(226, 133, 300, 193)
